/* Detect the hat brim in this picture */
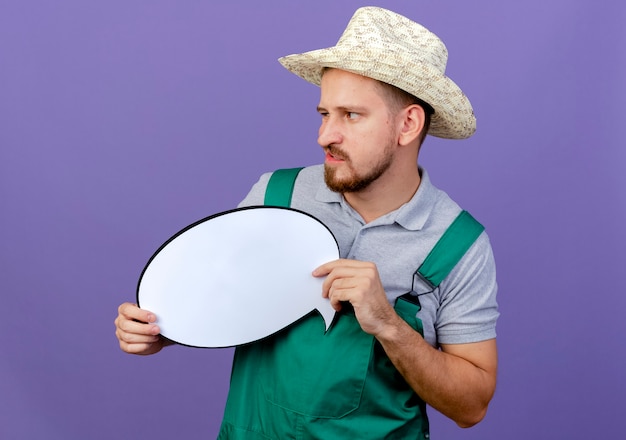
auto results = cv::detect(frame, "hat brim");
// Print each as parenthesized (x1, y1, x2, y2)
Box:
(279, 46, 476, 140)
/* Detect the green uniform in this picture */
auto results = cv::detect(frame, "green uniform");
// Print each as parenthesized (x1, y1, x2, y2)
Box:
(218, 168, 484, 439)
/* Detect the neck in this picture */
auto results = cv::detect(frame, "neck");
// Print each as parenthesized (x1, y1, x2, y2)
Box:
(343, 165, 421, 224)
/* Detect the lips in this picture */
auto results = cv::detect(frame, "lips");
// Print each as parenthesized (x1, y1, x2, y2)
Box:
(325, 146, 348, 162)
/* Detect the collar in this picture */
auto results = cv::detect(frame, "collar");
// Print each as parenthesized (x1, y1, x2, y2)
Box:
(314, 167, 439, 231)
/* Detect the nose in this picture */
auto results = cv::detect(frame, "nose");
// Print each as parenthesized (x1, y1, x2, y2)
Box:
(317, 116, 343, 147)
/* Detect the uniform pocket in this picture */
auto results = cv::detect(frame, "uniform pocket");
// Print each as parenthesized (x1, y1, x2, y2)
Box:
(260, 311, 374, 418)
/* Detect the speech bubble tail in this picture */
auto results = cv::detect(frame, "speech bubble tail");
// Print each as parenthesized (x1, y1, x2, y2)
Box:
(318, 306, 337, 334)
(324, 315, 338, 334)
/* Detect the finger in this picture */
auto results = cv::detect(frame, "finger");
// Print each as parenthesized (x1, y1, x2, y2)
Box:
(116, 326, 161, 345)
(320, 266, 364, 297)
(329, 296, 343, 312)
(313, 258, 369, 277)
(327, 277, 361, 305)
(118, 302, 156, 324)
(313, 258, 357, 276)
(117, 316, 161, 337)
(118, 339, 160, 355)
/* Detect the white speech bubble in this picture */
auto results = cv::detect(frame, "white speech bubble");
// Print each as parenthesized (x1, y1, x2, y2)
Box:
(136, 206, 339, 348)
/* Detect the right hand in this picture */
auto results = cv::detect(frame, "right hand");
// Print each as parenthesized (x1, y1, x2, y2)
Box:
(114, 302, 170, 355)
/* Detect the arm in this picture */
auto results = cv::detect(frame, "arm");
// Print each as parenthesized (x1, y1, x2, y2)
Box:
(114, 302, 173, 355)
(376, 316, 497, 427)
(313, 259, 497, 427)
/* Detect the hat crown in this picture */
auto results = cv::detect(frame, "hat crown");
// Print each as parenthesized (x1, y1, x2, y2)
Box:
(336, 7, 448, 74)
(278, 7, 476, 139)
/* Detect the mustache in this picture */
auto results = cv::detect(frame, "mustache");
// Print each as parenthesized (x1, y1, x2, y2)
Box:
(324, 145, 349, 161)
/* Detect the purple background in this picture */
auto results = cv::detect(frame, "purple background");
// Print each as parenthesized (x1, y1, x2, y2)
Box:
(1, 1, 624, 438)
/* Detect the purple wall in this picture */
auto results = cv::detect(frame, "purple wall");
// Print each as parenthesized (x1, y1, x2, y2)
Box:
(1, 1, 624, 438)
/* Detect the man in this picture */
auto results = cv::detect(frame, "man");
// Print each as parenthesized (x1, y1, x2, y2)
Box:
(115, 7, 498, 439)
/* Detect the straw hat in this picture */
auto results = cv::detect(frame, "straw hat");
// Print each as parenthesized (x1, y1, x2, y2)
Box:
(278, 7, 476, 139)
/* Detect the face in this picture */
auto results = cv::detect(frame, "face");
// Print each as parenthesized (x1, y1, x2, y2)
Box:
(317, 69, 400, 193)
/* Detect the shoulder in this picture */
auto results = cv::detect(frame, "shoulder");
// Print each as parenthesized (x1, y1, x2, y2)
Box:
(435, 229, 498, 344)
(237, 165, 325, 208)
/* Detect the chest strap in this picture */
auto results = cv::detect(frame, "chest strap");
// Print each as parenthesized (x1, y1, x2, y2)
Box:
(264, 167, 304, 207)
(264, 167, 483, 288)
(417, 210, 484, 288)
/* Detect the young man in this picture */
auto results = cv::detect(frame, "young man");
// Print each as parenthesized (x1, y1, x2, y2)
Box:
(115, 7, 498, 439)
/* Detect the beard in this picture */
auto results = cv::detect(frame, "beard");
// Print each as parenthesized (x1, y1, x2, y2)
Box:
(323, 142, 394, 193)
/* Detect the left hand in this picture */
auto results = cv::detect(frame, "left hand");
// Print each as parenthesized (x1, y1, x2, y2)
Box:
(313, 259, 399, 336)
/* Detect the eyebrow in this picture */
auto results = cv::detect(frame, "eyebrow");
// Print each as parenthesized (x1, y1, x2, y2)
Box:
(316, 105, 368, 113)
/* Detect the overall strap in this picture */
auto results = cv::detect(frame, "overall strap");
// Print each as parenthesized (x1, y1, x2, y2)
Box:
(417, 210, 484, 289)
(264, 167, 304, 207)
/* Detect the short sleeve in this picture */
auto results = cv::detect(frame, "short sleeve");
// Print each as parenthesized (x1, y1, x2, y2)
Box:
(435, 232, 499, 345)
(237, 172, 273, 208)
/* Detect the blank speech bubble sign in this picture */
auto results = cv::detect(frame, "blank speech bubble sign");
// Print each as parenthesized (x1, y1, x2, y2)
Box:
(136, 206, 339, 348)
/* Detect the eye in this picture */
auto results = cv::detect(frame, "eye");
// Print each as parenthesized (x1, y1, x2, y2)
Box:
(347, 112, 360, 120)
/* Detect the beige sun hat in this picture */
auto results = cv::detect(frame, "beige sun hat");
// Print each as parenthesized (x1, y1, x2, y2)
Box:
(278, 6, 476, 140)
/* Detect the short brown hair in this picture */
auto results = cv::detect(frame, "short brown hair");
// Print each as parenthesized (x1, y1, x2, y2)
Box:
(374, 80, 434, 146)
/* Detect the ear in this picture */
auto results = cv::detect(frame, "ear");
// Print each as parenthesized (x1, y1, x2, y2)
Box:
(397, 105, 426, 147)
